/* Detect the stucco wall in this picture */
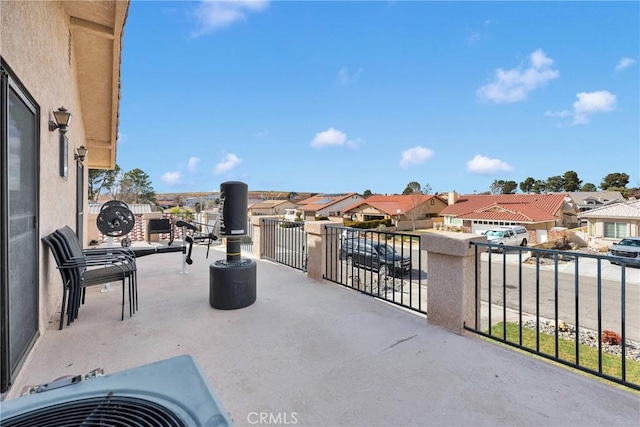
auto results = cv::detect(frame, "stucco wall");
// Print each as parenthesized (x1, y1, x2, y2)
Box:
(2, 1, 89, 328)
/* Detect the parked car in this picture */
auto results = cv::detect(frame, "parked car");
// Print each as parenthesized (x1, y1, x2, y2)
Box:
(499, 226, 529, 246)
(339, 238, 411, 277)
(485, 227, 527, 252)
(607, 237, 640, 266)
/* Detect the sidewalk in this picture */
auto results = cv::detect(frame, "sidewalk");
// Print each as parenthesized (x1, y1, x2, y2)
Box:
(482, 251, 640, 284)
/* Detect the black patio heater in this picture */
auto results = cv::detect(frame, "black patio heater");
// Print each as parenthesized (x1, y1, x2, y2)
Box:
(210, 181, 257, 309)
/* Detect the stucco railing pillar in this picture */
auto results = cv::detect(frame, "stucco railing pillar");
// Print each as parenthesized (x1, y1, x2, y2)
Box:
(423, 231, 486, 334)
(303, 221, 332, 282)
(250, 216, 262, 258)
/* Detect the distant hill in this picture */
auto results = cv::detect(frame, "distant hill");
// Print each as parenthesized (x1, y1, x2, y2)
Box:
(156, 191, 319, 202)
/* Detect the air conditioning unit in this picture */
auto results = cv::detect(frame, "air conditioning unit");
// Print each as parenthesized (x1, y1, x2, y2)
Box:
(0, 355, 232, 426)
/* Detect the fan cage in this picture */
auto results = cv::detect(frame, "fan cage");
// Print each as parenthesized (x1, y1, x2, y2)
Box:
(3, 395, 188, 427)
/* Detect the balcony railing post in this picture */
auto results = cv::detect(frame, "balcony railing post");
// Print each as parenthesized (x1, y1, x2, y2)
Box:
(303, 221, 332, 281)
(423, 231, 487, 334)
(251, 216, 262, 258)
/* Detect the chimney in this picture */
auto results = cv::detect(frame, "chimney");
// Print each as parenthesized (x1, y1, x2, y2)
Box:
(448, 191, 458, 206)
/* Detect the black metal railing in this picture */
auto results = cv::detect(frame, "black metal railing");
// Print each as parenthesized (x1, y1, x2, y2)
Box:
(466, 242, 639, 391)
(261, 218, 307, 272)
(324, 225, 426, 314)
(240, 219, 254, 254)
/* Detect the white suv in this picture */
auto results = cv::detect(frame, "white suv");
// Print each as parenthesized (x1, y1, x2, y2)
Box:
(485, 226, 528, 252)
(499, 226, 528, 246)
(608, 237, 640, 266)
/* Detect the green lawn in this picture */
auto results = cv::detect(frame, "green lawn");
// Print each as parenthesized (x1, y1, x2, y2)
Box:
(488, 322, 640, 389)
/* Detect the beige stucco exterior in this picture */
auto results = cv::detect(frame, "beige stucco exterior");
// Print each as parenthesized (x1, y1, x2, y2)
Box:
(248, 200, 298, 216)
(1, 0, 128, 345)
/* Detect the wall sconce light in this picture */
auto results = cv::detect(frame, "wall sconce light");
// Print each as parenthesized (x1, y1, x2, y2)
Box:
(48, 106, 72, 134)
(74, 145, 88, 162)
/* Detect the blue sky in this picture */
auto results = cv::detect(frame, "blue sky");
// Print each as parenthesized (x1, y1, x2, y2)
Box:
(117, 1, 639, 195)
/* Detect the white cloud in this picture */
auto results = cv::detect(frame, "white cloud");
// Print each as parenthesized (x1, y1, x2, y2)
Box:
(466, 155, 513, 175)
(467, 32, 481, 44)
(545, 90, 617, 125)
(615, 57, 636, 71)
(188, 157, 200, 172)
(399, 146, 434, 169)
(214, 153, 242, 175)
(191, 0, 269, 37)
(346, 137, 365, 149)
(310, 128, 347, 148)
(161, 171, 182, 186)
(544, 110, 571, 118)
(572, 90, 617, 124)
(337, 67, 364, 85)
(477, 49, 559, 103)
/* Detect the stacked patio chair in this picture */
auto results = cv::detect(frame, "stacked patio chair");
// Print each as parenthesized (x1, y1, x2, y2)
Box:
(42, 227, 137, 329)
(56, 226, 138, 313)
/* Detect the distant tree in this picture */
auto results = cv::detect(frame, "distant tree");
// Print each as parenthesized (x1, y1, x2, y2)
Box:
(531, 180, 546, 194)
(545, 175, 565, 192)
(519, 177, 536, 193)
(88, 165, 121, 202)
(363, 189, 372, 198)
(502, 181, 518, 194)
(288, 191, 298, 200)
(489, 180, 504, 195)
(490, 180, 517, 194)
(118, 168, 156, 204)
(563, 170, 582, 192)
(601, 172, 630, 190)
(167, 206, 194, 222)
(580, 183, 597, 192)
(403, 181, 421, 194)
(422, 183, 432, 195)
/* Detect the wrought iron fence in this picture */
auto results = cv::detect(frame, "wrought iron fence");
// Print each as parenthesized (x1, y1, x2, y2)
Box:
(240, 219, 253, 254)
(323, 225, 426, 314)
(466, 242, 640, 391)
(261, 218, 307, 272)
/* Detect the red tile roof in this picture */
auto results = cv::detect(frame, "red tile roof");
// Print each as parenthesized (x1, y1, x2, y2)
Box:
(440, 194, 569, 223)
(343, 194, 444, 215)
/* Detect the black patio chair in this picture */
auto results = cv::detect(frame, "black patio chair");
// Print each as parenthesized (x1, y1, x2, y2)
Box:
(42, 234, 75, 330)
(54, 228, 137, 322)
(42, 230, 135, 329)
(56, 226, 138, 313)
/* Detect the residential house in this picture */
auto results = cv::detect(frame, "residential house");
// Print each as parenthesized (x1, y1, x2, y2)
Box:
(297, 193, 364, 220)
(567, 191, 626, 225)
(248, 199, 298, 216)
(0, 0, 129, 392)
(156, 196, 180, 209)
(439, 192, 578, 244)
(342, 194, 447, 230)
(578, 200, 640, 248)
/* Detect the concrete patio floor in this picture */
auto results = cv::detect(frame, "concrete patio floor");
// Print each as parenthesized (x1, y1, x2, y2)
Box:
(5, 244, 640, 426)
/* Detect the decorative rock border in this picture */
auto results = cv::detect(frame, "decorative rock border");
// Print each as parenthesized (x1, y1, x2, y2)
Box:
(518, 320, 640, 361)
